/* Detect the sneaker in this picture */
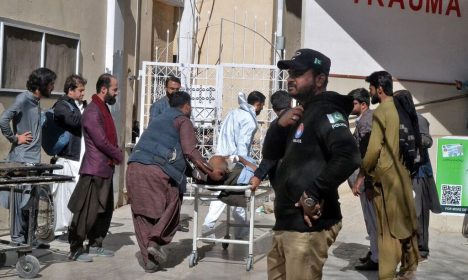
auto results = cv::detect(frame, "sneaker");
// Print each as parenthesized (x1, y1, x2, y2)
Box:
(418, 256, 428, 263)
(88, 246, 115, 257)
(69, 249, 93, 262)
(201, 225, 216, 243)
(147, 242, 167, 263)
(355, 259, 378, 271)
(359, 251, 371, 263)
(177, 224, 189, 232)
(32, 240, 50, 249)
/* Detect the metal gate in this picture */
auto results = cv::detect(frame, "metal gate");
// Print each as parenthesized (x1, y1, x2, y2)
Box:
(138, 62, 287, 162)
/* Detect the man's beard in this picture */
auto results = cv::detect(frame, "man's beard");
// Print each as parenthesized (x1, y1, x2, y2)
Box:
(105, 93, 117, 105)
(371, 94, 380, 105)
(294, 83, 316, 104)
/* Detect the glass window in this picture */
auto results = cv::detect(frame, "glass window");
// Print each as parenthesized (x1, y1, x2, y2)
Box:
(45, 34, 78, 90)
(2, 26, 42, 89)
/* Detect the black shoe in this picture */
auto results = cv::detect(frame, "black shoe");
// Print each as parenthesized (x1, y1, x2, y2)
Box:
(355, 259, 378, 271)
(177, 224, 189, 232)
(359, 251, 372, 263)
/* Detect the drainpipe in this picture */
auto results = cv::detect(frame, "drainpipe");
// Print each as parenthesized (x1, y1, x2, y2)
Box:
(275, 0, 285, 64)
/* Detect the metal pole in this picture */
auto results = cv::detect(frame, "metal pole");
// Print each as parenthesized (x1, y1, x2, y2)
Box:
(218, 18, 223, 64)
(232, 6, 237, 63)
(166, 29, 169, 63)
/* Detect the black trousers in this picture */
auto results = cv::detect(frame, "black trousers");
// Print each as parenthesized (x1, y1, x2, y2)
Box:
(68, 175, 114, 252)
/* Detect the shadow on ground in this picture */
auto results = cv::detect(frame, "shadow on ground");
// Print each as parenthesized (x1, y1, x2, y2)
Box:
(332, 241, 376, 280)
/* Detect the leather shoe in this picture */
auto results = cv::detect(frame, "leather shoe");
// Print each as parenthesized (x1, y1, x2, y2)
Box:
(355, 259, 378, 271)
(359, 251, 371, 263)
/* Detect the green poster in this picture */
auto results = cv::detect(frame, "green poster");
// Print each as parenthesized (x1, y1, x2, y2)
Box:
(436, 137, 468, 214)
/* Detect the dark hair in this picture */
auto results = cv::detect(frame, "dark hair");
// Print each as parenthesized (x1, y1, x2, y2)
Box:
(26, 68, 57, 93)
(271, 90, 292, 111)
(348, 88, 370, 106)
(165, 75, 181, 87)
(365, 71, 393, 96)
(311, 68, 329, 88)
(96, 73, 115, 93)
(169, 91, 191, 108)
(247, 91, 266, 105)
(64, 74, 87, 94)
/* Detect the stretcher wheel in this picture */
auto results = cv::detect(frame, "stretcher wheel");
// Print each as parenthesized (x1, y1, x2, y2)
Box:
(188, 251, 198, 268)
(222, 235, 230, 250)
(246, 255, 253, 271)
(16, 255, 40, 279)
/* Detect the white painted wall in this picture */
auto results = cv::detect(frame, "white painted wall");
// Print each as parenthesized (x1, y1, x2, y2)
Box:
(302, 0, 468, 83)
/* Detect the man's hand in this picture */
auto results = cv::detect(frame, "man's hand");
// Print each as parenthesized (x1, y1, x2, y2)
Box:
(249, 176, 261, 191)
(295, 192, 323, 228)
(352, 177, 364, 197)
(16, 131, 32, 145)
(365, 187, 374, 201)
(278, 106, 304, 127)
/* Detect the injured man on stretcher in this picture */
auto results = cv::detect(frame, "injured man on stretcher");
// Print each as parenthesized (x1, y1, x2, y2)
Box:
(194, 155, 257, 239)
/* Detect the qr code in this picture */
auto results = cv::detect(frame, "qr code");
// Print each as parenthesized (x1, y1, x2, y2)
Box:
(441, 184, 462, 206)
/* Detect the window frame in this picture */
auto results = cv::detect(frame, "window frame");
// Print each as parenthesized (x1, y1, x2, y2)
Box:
(0, 17, 80, 94)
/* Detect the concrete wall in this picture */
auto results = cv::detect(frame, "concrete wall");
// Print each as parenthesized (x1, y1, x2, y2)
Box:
(0, 0, 108, 160)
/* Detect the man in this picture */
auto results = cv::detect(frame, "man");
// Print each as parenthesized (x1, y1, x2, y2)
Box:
(266, 49, 361, 279)
(67, 73, 123, 262)
(202, 90, 266, 239)
(149, 75, 181, 120)
(347, 88, 378, 271)
(362, 71, 419, 279)
(394, 90, 442, 262)
(250, 90, 292, 190)
(52, 74, 87, 237)
(126, 91, 224, 272)
(0, 68, 56, 245)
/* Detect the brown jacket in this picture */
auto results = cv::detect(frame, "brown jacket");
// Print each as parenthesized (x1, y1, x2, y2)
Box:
(362, 97, 418, 239)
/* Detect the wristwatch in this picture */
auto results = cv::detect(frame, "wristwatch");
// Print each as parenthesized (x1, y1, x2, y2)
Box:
(303, 197, 318, 208)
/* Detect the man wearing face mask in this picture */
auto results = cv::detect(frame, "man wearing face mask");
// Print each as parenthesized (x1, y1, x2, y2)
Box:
(126, 91, 224, 272)
(202, 90, 266, 240)
(67, 73, 123, 262)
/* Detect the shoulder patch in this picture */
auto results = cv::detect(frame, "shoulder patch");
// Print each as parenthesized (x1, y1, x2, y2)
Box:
(326, 112, 348, 129)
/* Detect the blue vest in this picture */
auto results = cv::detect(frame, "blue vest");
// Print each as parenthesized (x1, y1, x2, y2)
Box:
(128, 107, 187, 187)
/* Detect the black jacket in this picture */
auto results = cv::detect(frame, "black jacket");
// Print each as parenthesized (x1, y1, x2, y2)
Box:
(268, 92, 361, 232)
(54, 95, 84, 161)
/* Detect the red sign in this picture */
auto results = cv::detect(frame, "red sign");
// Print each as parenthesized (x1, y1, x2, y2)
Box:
(354, 0, 461, 17)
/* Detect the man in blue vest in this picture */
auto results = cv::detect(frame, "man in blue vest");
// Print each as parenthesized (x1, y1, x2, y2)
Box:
(126, 91, 224, 273)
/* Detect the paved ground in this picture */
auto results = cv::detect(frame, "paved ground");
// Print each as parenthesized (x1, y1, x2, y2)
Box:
(0, 187, 467, 279)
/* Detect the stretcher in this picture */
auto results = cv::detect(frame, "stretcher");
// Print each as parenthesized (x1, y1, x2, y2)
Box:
(0, 162, 74, 278)
(188, 183, 273, 271)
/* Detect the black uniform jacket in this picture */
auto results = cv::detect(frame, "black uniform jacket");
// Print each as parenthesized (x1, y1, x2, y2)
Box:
(266, 92, 361, 232)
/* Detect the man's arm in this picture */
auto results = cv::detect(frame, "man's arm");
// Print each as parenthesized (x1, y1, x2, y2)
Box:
(176, 116, 223, 181)
(362, 110, 386, 175)
(0, 95, 25, 144)
(417, 114, 432, 148)
(83, 109, 123, 164)
(54, 100, 81, 129)
(303, 115, 361, 202)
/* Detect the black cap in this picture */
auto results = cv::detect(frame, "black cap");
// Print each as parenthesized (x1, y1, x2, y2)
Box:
(277, 48, 331, 75)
